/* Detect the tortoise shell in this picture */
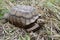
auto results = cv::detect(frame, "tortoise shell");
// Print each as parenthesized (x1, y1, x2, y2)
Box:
(5, 5, 39, 26)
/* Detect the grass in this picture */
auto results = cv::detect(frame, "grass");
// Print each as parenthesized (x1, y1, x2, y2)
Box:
(0, 0, 60, 40)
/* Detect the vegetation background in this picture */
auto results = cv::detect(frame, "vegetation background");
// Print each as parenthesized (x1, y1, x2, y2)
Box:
(0, 0, 60, 40)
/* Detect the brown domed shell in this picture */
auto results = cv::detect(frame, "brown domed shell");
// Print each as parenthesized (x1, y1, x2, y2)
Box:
(8, 5, 39, 26)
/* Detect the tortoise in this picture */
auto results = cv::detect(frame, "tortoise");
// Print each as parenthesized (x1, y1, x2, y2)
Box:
(3, 5, 45, 32)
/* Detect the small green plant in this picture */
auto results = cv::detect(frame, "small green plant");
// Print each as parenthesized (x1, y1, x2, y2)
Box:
(0, 8, 9, 19)
(18, 34, 30, 40)
(0, 0, 9, 19)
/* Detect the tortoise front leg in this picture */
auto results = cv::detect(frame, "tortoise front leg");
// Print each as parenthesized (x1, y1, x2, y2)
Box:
(26, 23, 40, 32)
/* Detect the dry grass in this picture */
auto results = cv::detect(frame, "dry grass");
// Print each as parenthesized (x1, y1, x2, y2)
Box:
(0, 0, 60, 40)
